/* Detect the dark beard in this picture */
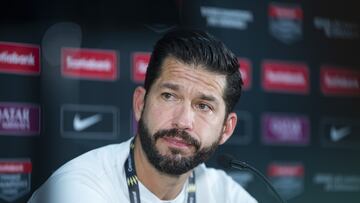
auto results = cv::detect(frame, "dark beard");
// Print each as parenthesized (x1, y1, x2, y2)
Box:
(137, 116, 221, 176)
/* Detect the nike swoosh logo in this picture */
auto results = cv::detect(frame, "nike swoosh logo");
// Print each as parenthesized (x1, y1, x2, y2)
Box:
(73, 114, 102, 131)
(330, 126, 351, 142)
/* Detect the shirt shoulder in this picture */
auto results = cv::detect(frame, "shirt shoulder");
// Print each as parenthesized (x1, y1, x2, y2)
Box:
(195, 164, 258, 203)
(28, 138, 133, 203)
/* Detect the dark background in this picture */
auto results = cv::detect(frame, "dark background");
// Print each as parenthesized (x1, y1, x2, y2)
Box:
(1, 0, 359, 202)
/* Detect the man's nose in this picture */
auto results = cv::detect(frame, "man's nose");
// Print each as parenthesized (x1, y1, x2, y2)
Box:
(171, 104, 194, 130)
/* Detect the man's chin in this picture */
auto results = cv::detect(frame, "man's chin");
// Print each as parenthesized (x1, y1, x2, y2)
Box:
(159, 150, 194, 161)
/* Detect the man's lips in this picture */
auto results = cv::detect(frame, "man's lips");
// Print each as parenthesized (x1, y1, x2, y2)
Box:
(162, 137, 192, 148)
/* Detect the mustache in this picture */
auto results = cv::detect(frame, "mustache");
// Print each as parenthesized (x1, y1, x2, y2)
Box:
(153, 128, 201, 151)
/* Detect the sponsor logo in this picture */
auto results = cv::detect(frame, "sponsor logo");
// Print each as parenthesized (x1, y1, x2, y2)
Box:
(200, 6, 253, 30)
(314, 173, 360, 192)
(330, 126, 351, 142)
(262, 113, 310, 146)
(0, 159, 32, 202)
(268, 162, 304, 200)
(0, 103, 40, 136)
(73, 114, 102, 131)
(268, 3, 303, 44)
(61, 104, 118, 139)
(132, 52, 150, 83)
(314, 17, 359, 39)
(228, 171, 254, 188)
(228, 111, 252, 145)
(262, 60, 309, 94)
(238, 58, 252, 90)
(320, 66, 360, 96)
(320, 117, 360, 149)
(61, 47, 118, 81)
(0, 42, 40, 75)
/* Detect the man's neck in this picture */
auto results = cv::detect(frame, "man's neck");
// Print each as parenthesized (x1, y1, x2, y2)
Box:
(133, 136, 191, 200)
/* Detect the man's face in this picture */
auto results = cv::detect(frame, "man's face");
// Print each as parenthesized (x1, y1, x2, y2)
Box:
(135, 57, 237, 175)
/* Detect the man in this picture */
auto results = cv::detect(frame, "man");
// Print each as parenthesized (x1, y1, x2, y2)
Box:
(28, 28, 257, 203)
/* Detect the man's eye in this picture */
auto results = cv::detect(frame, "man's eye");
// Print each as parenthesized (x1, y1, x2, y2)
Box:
(197, 103, 212, 112)
(161, 93, 175, 100)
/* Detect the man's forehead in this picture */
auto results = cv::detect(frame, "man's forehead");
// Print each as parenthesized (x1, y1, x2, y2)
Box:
(155, 58, 227, 103)
(158, 57, 227, 89)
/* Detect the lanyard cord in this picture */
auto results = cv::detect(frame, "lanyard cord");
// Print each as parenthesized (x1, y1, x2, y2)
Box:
(124, 139, 196, 203)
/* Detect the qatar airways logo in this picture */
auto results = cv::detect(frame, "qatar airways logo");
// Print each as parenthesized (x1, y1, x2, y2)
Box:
(321, 66, 360, 96)
(262, 60, 309, 94)
(262, 113, 310, 145)
(132, 52, 151, 83)
(0, 103, 40, 135)
(0, 42, 40, 75)
(61, 47, 118, 81)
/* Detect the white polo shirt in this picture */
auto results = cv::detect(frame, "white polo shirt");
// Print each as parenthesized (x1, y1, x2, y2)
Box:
(28, 138, 257, 203)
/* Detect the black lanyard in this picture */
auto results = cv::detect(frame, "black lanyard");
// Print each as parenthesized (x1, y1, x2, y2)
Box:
(125, 139, 196, 203)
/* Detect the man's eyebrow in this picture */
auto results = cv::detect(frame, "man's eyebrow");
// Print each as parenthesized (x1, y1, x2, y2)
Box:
(160, 83, 180, 91)
(160, 83, 220, 103)
(199, 94, 219, 103)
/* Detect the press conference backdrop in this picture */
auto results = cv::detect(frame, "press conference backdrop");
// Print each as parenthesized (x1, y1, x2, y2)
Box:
(0, 0, 359, 202)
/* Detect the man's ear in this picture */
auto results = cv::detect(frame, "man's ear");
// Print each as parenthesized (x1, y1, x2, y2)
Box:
(219, 112, 237, 145)
(133, 86, 146, 122)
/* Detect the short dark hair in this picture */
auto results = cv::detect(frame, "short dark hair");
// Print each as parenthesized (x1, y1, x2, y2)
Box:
(144, 28, 243, 115)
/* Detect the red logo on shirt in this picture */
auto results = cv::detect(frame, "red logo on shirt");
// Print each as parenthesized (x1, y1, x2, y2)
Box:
(262, 60, 309, 94)
(320, 65, 360, 96)
(238, 58, 252, 90)
(61, 47, 118, 81)
(0, 42, 40, 75)
(132, 52, 151, 83)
